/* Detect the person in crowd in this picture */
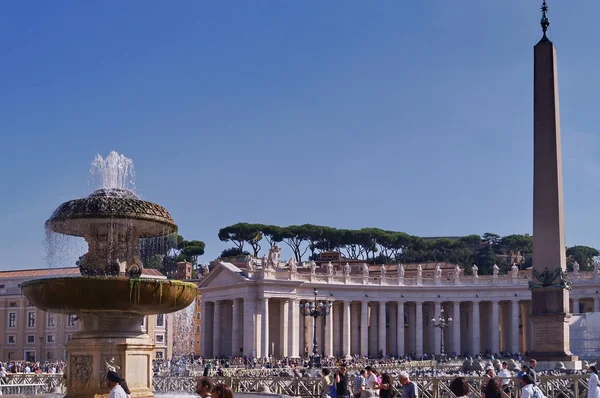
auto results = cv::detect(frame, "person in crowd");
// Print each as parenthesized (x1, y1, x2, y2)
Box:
(521, 375, 544, 398)
(196, 377, 214, 398)
(119, 378, 131, 398)
(335, 365, 350, 398)
(588, 366, 600, 398)
(527, 359, 537, 385)
(483, 378, 508, 398)
(449, 377, 470, 398)
(352, 369, 366, 398)
(211, 383, 234, 398)
(364, 366, 379, 391)
(497, 361, 512, 393)
(374, 373, 394, 398)
(106, 370, 128, 398)
(482, 365, 495, 392)
(322, 368, 334, 398)
(398, 371, 418, 398)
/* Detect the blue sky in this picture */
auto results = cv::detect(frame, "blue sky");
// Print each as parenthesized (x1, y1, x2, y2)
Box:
(1, 1, 600, 269)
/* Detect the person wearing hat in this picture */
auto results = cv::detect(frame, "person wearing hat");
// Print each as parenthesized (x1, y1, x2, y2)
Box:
(481, 365, 495, 394)
(106, 370, 127, 398)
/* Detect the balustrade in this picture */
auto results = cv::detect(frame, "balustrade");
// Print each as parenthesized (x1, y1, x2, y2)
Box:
(4, 370, 589, 398)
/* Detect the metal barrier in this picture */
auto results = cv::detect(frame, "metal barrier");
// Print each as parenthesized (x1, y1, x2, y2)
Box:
(1, 372, 589, 398)
(151, 375, 590, 398)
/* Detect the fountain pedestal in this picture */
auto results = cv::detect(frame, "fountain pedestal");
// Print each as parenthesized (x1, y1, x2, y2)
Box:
(66, 314, 155, 398)
(22, 277, 198, 398)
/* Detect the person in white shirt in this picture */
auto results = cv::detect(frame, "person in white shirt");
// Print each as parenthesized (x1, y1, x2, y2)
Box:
(497, 362, 513, 393)
(362, 366, 379, 397)
(588, 366, 600, 398)
(106, 371, 128, 398)
(521, 374, 544, 398)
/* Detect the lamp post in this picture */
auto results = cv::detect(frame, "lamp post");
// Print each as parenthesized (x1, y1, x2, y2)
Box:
(299, 288, 331, 368)
(431, 307, 452, 361)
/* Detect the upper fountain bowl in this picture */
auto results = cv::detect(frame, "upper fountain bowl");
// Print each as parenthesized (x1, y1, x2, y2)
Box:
(46, 188, 177, 238)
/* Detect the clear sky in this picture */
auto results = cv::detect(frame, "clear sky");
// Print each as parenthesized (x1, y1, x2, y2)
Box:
(1, 1, 600, 270)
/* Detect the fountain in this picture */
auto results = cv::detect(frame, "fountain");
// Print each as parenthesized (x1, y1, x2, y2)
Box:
(22, 151, 198, 398)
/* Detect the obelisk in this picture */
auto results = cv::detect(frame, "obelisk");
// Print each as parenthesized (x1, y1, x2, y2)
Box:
(530, 0, 577, 362)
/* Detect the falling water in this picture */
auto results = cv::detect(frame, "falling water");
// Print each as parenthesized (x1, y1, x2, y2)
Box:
(90, 151, 136, 192)
(44, 230, 87, 268)
(171, 301, 197, 357)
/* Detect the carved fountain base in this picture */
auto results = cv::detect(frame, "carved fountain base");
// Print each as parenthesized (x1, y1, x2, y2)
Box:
(65, 314, 155, 398)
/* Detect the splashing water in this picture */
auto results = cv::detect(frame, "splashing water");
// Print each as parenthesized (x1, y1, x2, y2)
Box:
(90, 151, 136, 192)
(171, 301, 197, 357)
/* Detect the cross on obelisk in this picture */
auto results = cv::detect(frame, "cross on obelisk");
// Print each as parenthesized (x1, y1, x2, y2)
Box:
(530, 0, 577, 362)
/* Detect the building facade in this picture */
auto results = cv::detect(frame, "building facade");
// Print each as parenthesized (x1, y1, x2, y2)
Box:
(197, 260, 600, 359)
(0, 267, 173, 361)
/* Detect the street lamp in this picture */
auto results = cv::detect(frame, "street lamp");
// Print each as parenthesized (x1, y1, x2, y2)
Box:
(431, 307, 452, 360)
(299, 288, 332, 368)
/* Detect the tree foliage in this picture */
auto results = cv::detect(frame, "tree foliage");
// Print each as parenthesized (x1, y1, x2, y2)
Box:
(217, 223, 598, 275)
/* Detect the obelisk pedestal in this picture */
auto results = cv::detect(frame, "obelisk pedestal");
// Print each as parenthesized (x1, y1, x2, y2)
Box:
(529, 3, 577, 364)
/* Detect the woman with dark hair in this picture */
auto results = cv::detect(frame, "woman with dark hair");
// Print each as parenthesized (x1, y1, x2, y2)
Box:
(483, 378, 508, 398)
(119, 379, 131, 398)
(211, 383, 234, 398)
(449, 377, 470, 398)
(374, 373, 393, 398)
(588, 366, 600, 398)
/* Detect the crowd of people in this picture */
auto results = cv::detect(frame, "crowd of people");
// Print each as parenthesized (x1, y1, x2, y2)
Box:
(0, 360, 65, 381)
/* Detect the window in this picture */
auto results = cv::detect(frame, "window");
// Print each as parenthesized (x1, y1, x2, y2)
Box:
(156, 351, 163, 359)
(0, 284, 4, 288)
(9, 302, 16, 307)
(66, 334, 72, 343)
(68, 314, 77, 327)
(156, 314, 164, 327)
(7, 335, 15, 344)
(8, 312, 16, 328)
(27, 312, 36, 328)
(47, 313, 56, 327)
(196, 312, 200, 320)
(27, 335, 35, 344)
(47, 335, 55, 343)
(140, 317, 146, 326)
(196, 326, 200, 333)
(155, 334, 164, 344)
(7, 352, 14, 360)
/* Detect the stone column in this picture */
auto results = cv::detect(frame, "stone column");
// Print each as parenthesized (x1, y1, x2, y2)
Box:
(453, 301, 461, 355)
(397, 302, 405, 357)
(325, 302, 334, 357)
(415, 301, 423, 356)
(213, 300, 222, 357)
(280, 300, 289, 357)
(491, 301, 500, 354)
(343, 301, 351, 358)
(511, 300, 520, 353)
(433, 301, 441, 355)
(471, 301, 480, 355)
(232, 299, 242, 356)
(572, 298, 580, 314)
(378, 301, 387, 356)
(360, 301, 368, 356)
(289, 299, 300, 357)
(243, 299, 256, 357)
(201, 301, 210, 357)
(594, 298, 600, 313)
(261, 298, 269, 358)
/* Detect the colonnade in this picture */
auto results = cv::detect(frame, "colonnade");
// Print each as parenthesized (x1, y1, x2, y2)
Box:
(201, 297, 536, 358)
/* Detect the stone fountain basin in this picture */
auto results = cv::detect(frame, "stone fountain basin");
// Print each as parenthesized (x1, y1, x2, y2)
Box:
(21, 277, 197, 316)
